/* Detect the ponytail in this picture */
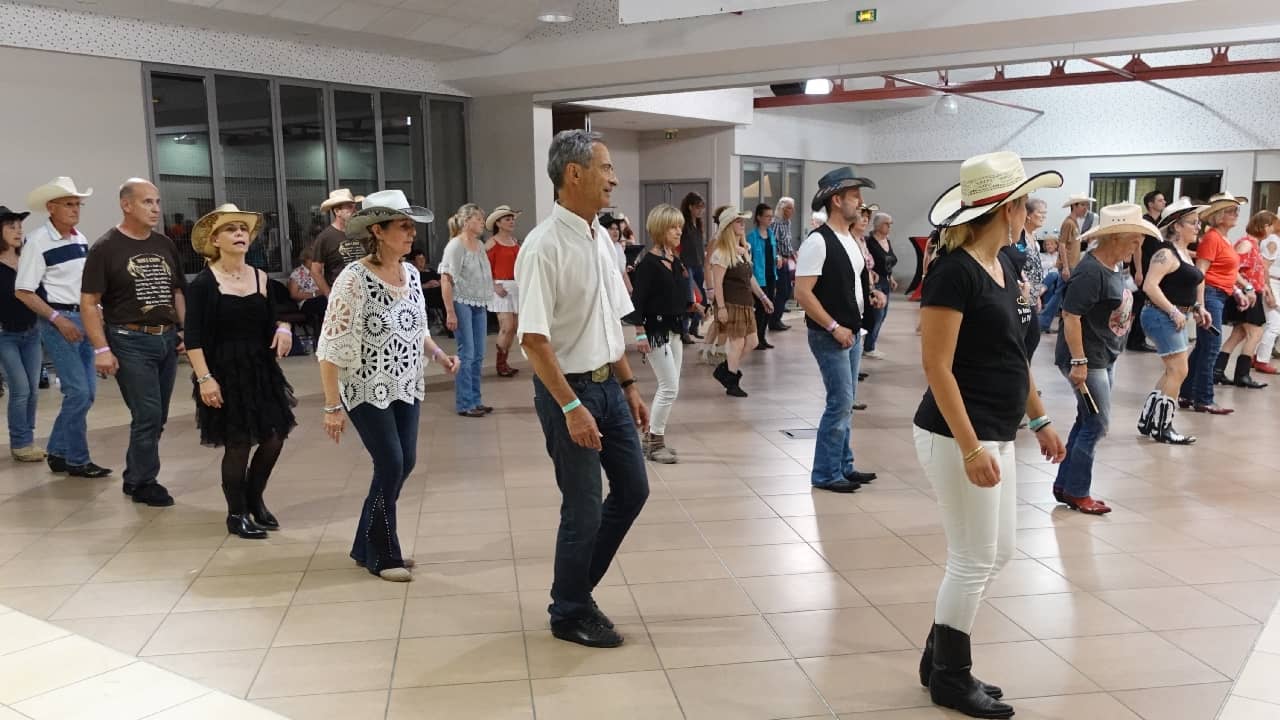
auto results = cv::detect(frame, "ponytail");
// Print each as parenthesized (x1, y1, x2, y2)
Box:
(450, 203, 482, 238)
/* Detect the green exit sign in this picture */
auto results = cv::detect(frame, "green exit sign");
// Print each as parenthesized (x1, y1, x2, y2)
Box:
(855, 8, 877, 23)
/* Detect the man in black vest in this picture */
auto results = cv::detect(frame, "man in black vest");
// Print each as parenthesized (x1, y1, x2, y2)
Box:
(794, 167, 886, 493)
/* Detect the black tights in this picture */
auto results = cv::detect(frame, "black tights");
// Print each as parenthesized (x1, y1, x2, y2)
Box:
(220, 434, 285, 515)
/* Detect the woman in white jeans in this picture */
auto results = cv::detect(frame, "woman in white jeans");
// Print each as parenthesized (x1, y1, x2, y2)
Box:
(1252, 214, 1280, 372)
(915, 151, 1066, 720)
(628, 204, 696, 463)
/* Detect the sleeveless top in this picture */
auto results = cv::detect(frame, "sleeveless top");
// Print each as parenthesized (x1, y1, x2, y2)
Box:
(487, 241, 520, 281)
(1154, 241, 1204, 308)
(713, 249, 754, 307)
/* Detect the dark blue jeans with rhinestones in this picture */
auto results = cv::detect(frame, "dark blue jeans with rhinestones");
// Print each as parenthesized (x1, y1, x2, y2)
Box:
(347, 399, 420, 574)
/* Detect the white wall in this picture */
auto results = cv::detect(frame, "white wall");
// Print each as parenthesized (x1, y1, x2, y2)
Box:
(0, 47, 149, 239)
(601, 129, 641, 227)
(638, 127, 737, 210)
(583, 89, 754, 126)
(469, 95, 547, 241)
(736, 106, 865, 164)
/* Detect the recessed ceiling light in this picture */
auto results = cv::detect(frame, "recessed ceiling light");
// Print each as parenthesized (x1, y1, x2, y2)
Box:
(536, 7, 575, 23)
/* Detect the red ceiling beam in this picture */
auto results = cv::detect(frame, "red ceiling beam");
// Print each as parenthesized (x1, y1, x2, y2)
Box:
(753, 54, 1280, 108)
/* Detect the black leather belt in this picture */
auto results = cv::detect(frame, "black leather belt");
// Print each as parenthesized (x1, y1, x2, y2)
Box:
(117, 322, 174, 335)
(48, 302, 80, 312)
(564, 364, 612, 383)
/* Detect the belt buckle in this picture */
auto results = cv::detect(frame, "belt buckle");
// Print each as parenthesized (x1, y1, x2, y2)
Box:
(590, 365, 610, 383)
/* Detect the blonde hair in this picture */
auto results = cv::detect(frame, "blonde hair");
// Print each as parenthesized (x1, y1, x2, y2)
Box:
(709, 217, 744, 268)
(646, 204, 683, 250)
(938, 209, 1000, 253)
(448, 203, 483, 237)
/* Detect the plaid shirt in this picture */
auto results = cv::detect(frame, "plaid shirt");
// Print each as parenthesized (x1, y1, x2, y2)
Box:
(770, 218, 795, 258)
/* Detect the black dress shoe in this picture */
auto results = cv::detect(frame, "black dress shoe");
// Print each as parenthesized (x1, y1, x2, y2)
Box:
(769, 323, 790, 331)
(47, 454, 67, 473)
(551, 617, 623, 648)
(457, 408, 486, 418)
(67, 462, 112, 479)
(249, 507, 280, 531)
(852, 403, 868, 411)
(858, 372, 869, 381)
(129, 483, 175, 507)
(477, 405, 495, 414)
(590, 600, 615, 629)
(226, 514, 268, 539)
(813, 478, 861, 493)
(845, 470, 877, 483)
(758, 340, 775, 349)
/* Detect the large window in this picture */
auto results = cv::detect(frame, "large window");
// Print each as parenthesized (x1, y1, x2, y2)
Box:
(1089, 171, 1222, 207)
(740, 156, 803, 240)
(145, 66, 469, 274)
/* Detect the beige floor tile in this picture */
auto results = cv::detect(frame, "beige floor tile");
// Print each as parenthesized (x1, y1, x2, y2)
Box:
(1112, 682, 1232, 720)
(812, 536, 933, 571)
(89, 548, 214, 583)
(629, 578, 758, 622)
(52, 613, 166, 655)
(1015, 527, 1123, 558)
(0, 610, 69, 654)
(255, 689, 389, 720)
(401, 592, 521, 637)
(876, 602, 1034, 646)
(1196, 580, 1280, 621)
(983, 559, 1078, 597)
(387, 681, 533, 720)
(647, 614, 791, 668)
(715, 543, 833, 577)
(1161, 624, 1262, 678)
(1083, 523, 1207, 553)
(141, 606, 286, 656)
(668, 659, 830, 720)
(250, 639, 397, 699)
(147, 648, 267, 697)
(519, 585, 641, 631)
(1043, 632, 1225, 690)
(763, 492, 864, 518)
(418, 508, 510, 536)
(12, 661, 205, 719)
(525, 623, 661, 678)
(619, 521, 710, 552)
(799, 650, 929, 713)
(737, 572, 868, 614)
(531, 670, 683, 719)
(291, 567, 410, 605)
(0, 585, 79, 618)
(392, 631, 528, 687)
(899, 534, 949, 564)
(988, 592, 1146, 639)
(514, 556, 624, 591)
(1008, 692, 1144, 719)
(273, 598, 404, 646)
(201, 543, 319, 577)
(694, 517, 804, 547)
(1039, 554, 1182, 592)
(1095, 586, 1258, 631)
(412, 531, 514, 563)
(969, 640, 1099, 699)
(783, 513, 892, 542)
(51, 578, 191, 620)
(148, 691, 289, 719)
(509, 528, 557, 559)
(1216, 695, 1280, 720)
(406, 559, 518, 597)
(0, 635, 134, 704)
(679, 496, 777, 521)
(0, 554, 114, 589)
(842, 566, 944, 606)
(172, 572, 302, 612)
(1133, 549, 1278, 585)
(122, 522, 231, 552)
(1232, 649, 1280, 705)
(616, 548, 728, 584)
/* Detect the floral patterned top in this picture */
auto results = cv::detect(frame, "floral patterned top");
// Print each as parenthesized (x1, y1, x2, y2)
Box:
(317, 261, 428, 410)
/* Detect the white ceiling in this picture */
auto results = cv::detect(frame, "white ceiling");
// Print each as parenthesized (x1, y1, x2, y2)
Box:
(19, 0, 552, 60)
(587, 109, 738, 131)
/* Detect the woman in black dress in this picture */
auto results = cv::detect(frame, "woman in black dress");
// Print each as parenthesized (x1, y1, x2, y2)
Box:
(186, 204, 297, 539)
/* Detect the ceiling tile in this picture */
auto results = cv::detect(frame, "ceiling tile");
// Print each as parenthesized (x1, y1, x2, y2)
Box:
(408, 15, 470, 45)
(396, 0, 456, 11)
(269, 0, 343, 23)
(212, 0, 284, 14)
(379, 9, 432, 39)
(316, 0, 392, 30)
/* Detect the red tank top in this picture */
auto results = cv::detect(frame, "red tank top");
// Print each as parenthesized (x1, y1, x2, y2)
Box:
(487, 241, 519, 280)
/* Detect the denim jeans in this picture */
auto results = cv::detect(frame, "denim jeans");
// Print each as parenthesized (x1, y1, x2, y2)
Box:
(1181, 286, 1227, 405)
(452, 301, 487, 412)
(0, 327, 43, 448)
(1054, 366, 1114, 498)
(347, 399, 419, 574)
(107, 326, 179, 488)
(770, 264, 794, 325)
(864, 278, 891, 352)
(808, 327, 864, 486)
(533, 375, 649, 624)
(40, 313, 95, 465)
(1039, 272, 1064, 331)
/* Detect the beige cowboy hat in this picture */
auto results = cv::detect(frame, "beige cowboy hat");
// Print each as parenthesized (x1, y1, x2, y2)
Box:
(1061, 193, 1096, 209)
(928, 151, 1062, 228)
(191, 204, 264, 258)
(716, 207, 752, 227)
(1156, 197, 1207, 229)
(485, 205, 521, 233)
(27, 177, 93, 212)
(320, 188, 365, 213)
(1079, 202, 1161, 242)
(1199, 191, 1248, 219)
(345, 190, 434, 240)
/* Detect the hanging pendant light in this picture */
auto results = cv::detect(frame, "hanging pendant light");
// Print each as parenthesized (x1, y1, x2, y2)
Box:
(934, 94, 959, 116)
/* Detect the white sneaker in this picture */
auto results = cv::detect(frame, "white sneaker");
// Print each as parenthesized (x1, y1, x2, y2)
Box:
(863, 349, 886, 360)
(379, 567, 412, 582)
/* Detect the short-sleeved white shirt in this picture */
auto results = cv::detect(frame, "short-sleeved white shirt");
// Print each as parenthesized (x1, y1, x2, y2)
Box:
(515, 204, 634, 373)
(1260, 234, 1280, 279)
(15, 221, 89, 305)
(796, 225, 866, 315)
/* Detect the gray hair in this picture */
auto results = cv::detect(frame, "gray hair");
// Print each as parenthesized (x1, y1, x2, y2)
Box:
(547, 130, 604, 190)
(871, 211, 893, 230)
(1026, 197, 1048, 213)
(118, 177, 154, 199)
(776, 197, 795, 210)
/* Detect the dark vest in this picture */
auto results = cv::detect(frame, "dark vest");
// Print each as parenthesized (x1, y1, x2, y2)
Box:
(805, 224, 873, 333)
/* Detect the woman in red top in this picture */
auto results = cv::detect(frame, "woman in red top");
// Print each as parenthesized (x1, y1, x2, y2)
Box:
(484, 205, 522, 377)
(1180, 193, 1249, 413)
(1219, 209, 1273, 389)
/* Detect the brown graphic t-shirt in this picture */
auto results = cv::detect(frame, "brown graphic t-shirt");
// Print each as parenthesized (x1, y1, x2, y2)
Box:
(81, 229, 188, 325)
(314, 224, 365, 287)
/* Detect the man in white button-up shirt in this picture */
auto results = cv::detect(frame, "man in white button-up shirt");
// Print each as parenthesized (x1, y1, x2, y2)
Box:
(516, 130, 649, 649)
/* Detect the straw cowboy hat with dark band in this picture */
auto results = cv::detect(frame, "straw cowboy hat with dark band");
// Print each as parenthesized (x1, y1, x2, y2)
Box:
(191, 204, 263, 258)
(345, 190, 435, 241)
(1157, 197, 1207, 229)
(929, 151, 1063, 228)
(811, 166, 876, 212)
(1079, 202, 1161, 242)
(716, 207, 752, 226)
(27, 177, 92, 212)
(1199, 192, 1248, 219)
(485, 205, 521, 234)
(320, 188, 365, 213)
(1061, 193, 1096, 209)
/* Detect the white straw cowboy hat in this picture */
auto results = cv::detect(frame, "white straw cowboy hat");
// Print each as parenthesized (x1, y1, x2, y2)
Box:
(485, 205, 521, 234)
(1079, 202, 1161, 242)
(1157, 197, 1207, 229)
(345, 190, 434, 240)
(1061, 193, 1097, 209)
(1199, 191, 1248, 220)
(320, 188, 365, 213)
(191, 204, 263, 258)
(27, 177, 92, 212)
(716, 207, 752, 227)
(928, 151, 1062, 228)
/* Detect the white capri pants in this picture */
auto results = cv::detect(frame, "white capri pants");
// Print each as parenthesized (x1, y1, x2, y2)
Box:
(1258, 278, 1280, 361)
(913, 426, 1018, 633)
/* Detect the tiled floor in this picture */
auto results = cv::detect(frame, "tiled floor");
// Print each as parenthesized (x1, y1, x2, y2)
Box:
(2, 307, 1280, 719)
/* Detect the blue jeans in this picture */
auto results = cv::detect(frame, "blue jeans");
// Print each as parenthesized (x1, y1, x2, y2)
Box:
(808, 327, 864, 486)
(1181, 286, 1227, 405)
(40, 313, 95, 465)
(347, 399, 419, 574)
(0, 328, 43, 448)
(770, 263, 794, 326)
(1054, 366, 1114, 498)
(1040, 272, 1064, 331)
(452, 302, 487, 412)
(107, 326, 179, 488)
(864, 279, 891, 351)
(533, 375, 649, 624)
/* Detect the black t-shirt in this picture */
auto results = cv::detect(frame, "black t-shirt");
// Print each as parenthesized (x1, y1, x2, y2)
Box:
(315, 225, 365, 287)
(1054, 253, 1133, 370)
(81, 229, 188, 325)
(913, 250, 1029, 442)
(0, 263, 37, 332)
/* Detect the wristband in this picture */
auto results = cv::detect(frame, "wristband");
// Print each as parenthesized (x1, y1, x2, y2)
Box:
(826, 319, 839, 333)
(1069, 358, 1088, 366)
(619, 378, 636, 390)
(322, 404, 344, 414)
(49, 311, 60, 322)
(1032, 420, 1053, 433)
(561, 398, 582, 414)
(196, 373, 213, 384)
(634, 333, 648, 341)
(94, 346, 112, 356)
(1028, 415, 1050, 432)
(275, 326, 292, 336)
